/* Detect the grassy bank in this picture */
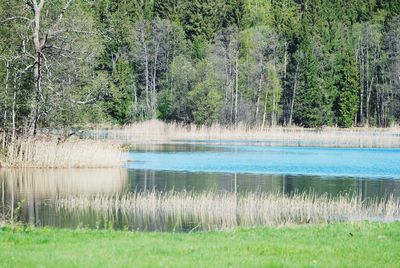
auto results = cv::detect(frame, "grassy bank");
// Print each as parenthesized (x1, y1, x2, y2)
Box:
(0, 222, 399, 267)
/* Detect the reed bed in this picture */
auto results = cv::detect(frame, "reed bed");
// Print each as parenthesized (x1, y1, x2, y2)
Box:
(87, 120, 400, 148)
(0, 137, 123, 168)
(56, 191, 400, 231)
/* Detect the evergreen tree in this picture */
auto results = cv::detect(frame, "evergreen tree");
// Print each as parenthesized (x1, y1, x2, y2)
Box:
(334, 48, 359, 127)
(154, 0, 181, 22)
(293, 32, 324, 127)
(1, 0, 400, 131)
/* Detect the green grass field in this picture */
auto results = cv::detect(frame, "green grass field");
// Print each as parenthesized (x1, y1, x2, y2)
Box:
(0, 222, 399, 267)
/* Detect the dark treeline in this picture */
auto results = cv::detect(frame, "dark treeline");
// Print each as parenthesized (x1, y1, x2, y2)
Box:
(1, 0, 400, 140)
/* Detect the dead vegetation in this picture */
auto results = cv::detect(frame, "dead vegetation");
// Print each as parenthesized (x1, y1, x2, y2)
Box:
(0, 136, 123, 168)
(88, 120, 400, 148)
(57, 190, 400, 231)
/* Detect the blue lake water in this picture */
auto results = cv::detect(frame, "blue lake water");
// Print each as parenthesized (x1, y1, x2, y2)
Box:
(2, 143, 400, 230)
(128, 145, 400, 179)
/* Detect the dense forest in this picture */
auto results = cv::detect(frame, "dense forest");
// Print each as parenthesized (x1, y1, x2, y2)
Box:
(1, 0, 400, 139)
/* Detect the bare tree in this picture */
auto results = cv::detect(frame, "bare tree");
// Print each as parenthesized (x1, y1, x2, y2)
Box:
(2, 0, 102, 136)
(242, 26, 281, 127)
(288, 62, 299, 126)
(353, 22, 383, 126)
(131, 19, 185, 119)
(211, 27, 240, 124)
(384, 15, 400, 123)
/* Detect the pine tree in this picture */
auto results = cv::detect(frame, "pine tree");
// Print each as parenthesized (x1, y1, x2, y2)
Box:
(154, 0, 180, 22)
(294, 31, 324, 127)
(334, 47, 359, 127)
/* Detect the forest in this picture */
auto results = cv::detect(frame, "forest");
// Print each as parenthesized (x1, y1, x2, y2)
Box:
(1, 0, 400, 141)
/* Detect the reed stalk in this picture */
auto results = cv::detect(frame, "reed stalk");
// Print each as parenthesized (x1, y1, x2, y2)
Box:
(0, 137, 123, 168)
(56, 191, 400, 231)
(88, 120, 400, 148)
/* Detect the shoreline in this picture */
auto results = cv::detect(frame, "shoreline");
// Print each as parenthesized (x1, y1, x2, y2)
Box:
(84, 120, 400, 148)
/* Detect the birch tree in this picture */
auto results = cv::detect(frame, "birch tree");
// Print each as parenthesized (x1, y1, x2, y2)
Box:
(131, 18, 185, 119)
(1, 0, 102, 136)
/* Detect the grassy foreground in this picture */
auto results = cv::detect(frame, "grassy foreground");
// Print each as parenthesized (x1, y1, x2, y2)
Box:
(0, 223, 400, 267)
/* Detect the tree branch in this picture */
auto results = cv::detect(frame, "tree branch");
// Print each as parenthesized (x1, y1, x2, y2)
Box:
(51, 0, 74, 32)
(26, 0, 35, 10)
(48, 29, 103, 38)
(1, 17, 32, 23)
(47, 84, 97, 105)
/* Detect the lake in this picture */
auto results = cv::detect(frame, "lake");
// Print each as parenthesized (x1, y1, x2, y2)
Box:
(1, 142, 400, 230)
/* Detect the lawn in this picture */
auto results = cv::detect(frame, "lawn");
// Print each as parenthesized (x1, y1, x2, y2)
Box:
(0, 222, 399, 267)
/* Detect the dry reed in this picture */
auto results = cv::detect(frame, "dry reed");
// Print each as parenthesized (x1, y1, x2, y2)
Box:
(0, 137, 124, 168)
(56, 191, 400, 231)
(88, 120, 400, 148)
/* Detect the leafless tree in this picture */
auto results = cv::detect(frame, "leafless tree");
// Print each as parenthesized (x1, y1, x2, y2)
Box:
(211, 27, 240, 124)
(131, 19, 185, 119)
(1, 0, 102, 136)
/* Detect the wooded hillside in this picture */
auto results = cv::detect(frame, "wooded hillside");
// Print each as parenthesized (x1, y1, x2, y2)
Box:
(1, 0, 400, 137)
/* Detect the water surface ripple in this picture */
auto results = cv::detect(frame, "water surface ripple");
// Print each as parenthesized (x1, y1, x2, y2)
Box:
(128, 145, 400, 179)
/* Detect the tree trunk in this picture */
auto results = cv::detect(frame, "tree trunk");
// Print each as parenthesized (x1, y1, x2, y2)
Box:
(152, 42, 159, 119)
(2, 61, 10, 150)
(365, 43, 370, 126)
(255, 58, 264, 125)
(140, 24, 150, 117)
(359, 48, 364, 125)
(271, 89, 276, 127)
(366, 76, 374, 126)
(255, 73, 262, 125)
(234, 57, 239, 124)
(289, 63, 299, 126)
(28, 0, 45, 136)
(12, 90, 16, 141)
(230, 64, 234, 124)
(261, 90, 269, 131)
(283, 41, 288, 80)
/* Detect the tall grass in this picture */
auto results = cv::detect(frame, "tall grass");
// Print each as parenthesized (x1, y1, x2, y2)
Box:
(0, 137, 123, 168)
(88, 120, 400, 148)
(56, 191, 400, 231)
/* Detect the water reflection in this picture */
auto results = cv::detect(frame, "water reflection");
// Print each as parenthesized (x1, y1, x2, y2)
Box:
(126, 169, 400, 199)
(1, 168, 400, 230)
(0, 168, 128, 225)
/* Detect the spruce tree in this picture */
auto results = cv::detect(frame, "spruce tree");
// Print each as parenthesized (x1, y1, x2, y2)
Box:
(294, 32, 324, 127)
(334, 47, 359, 127)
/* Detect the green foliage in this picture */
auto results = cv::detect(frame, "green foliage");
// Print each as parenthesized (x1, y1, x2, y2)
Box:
(159, 55, 195, 121)
(0, 0, 399, 132)
(157, 90, 175, 120)
(223, 0, 244, 28)
(189, 81, 223, 125)
(154, 0, 181, 21)
(243, 0, 273, 28)
(181, 0, 223, 41)
(334, 48, 360, 127)
(294, 34, 324, 128)
(187, 60, 223, 125)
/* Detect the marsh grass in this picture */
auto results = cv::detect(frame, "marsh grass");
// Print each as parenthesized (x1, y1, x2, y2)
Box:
(0, 137, 123, 168)
(56, 191, 400, 231)
(88, 120, 400, 148)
